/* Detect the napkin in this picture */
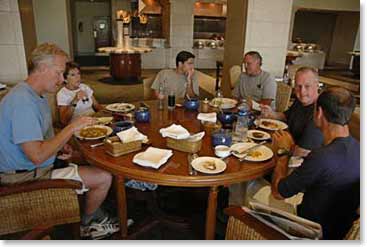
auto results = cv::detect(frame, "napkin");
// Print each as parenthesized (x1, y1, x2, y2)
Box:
(133, 147, 173, 169)
(159, 124, 190, 140)
(0, 83, 6, 90)
(187, 131, 205, 142)
(117, 127, 148, 143)
(197, 112, 217, 123)
(252, 100, 261, 111)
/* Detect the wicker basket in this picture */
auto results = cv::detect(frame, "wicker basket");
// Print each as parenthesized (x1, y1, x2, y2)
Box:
(166, 137, 202, 153)
(104, 136, 142, 157)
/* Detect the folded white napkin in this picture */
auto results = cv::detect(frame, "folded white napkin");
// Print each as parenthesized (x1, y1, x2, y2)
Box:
(0, 83, 6, 90)
(159, 124, 190, 140)
(197, 112, 217, 123)
(186, 131, 205, 142)
(252, 100, 261, 111)
(117, 127, 148, 143)
(133, 147, 173, 169)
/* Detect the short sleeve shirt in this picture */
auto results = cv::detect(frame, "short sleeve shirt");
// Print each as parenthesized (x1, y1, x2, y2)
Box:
(284, 99, 323, 150)
(151, 69, 199, 98)
(232, 70, 277, 109)
(0, 82, 55, 172)
(278, 136, 360, 239)
(57, 83, 95, 119)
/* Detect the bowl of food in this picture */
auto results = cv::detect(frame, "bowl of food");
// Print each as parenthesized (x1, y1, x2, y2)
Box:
(184, 98, 200, 111)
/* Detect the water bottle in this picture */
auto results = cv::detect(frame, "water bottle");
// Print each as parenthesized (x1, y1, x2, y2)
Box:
(233, 109, 249, 143)
(158, 81, 165, 110)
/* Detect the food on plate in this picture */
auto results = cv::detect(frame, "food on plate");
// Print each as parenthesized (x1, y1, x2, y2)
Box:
(107, 103, 135, 112)
(80, 127, 107, 138)
(261, 120, 279, 129)
(252, 131, 265, 138)
(203, 161, 217, 170)
(97, 117, 113, 125)
(247, 150, 262, 158)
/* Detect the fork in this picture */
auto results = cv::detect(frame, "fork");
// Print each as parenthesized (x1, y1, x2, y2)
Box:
(188, 153, 198, 175)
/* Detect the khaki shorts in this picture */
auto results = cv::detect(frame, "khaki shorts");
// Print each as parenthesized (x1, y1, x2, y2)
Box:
(0, 163, 88, 194)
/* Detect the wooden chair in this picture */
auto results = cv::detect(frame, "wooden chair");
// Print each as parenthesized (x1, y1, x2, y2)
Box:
(0, 179, 82, 239)
(275, 82, 292, 112)
(229, 65, 241, 89)
(225, 206, 360, 240)
(224, 206, 288, 240)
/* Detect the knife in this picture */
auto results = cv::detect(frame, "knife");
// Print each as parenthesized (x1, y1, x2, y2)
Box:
(187, 154, 195, 175)
(233, 141, 267, 161)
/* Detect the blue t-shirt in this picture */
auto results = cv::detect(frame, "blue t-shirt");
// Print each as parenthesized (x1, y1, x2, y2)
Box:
(0, 82, 55, 172)
(278, 136, 360, 239)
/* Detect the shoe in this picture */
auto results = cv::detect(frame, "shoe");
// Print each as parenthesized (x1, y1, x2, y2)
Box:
(80, 217, 134, 240)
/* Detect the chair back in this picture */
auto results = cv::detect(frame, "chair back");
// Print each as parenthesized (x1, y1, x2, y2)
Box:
(276, 82, 292, 112)
(229, 65, 241, 89)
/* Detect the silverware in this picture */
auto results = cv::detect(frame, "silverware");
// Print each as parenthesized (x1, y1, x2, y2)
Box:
(233, 141, 267, 162)
(90, 142, 104, 148)
(188, 153, 198, 175)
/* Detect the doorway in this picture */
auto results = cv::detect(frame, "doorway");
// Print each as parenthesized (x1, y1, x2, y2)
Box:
(71, 0, 111, 66)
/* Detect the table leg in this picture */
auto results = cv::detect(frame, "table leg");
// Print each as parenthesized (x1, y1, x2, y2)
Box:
(205, 186, 219, 240)
(114, 175, 128, 239)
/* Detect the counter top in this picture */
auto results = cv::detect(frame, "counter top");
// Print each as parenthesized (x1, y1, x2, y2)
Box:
(98, 46, 152, 54)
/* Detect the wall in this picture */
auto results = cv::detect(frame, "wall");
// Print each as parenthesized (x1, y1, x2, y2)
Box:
(33, 0, 70, 54)
(167, 0, 195, 68)
(354, 25, 359, 51)
(244, 0, 293, 77)
(0, 0, 27, 83)
(74, 1, 110, 55)
(328, 12, 359, 65)
(293, 0, 359, 11)
(292, 11, 337, 56)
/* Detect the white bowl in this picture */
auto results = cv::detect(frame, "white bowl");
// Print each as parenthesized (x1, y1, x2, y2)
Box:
(215, 145, 231, 158)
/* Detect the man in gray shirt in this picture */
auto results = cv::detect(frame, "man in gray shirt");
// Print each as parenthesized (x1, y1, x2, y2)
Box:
(151, 51, 199, 99)
(232, 51, 277, 109)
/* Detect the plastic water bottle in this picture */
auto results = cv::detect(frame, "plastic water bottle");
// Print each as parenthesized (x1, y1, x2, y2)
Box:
(158, 81, 165, 110)
(233, 108, 249, 143)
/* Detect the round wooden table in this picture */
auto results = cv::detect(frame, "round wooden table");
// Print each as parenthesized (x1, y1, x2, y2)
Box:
(77, 100, 275, 239)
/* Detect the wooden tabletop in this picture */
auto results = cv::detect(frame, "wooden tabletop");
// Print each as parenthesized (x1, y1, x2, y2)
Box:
(77, 100, 275, 188)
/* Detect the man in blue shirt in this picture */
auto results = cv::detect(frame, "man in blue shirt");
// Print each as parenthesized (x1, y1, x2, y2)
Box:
(0, 43, 117, 239)
(272, 87, 360, 239)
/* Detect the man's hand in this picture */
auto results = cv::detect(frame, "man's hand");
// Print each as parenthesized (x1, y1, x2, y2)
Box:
(186, 68, 195, 82)
(260, 104, 274, 118)
(69, 116, 96, 132)
(57, 143, 73, 160)
(271, 130, 295, 152)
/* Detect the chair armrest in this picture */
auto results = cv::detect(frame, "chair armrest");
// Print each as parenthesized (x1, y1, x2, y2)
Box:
(0, 179, 82, 196)
(224, 206, 289, 240)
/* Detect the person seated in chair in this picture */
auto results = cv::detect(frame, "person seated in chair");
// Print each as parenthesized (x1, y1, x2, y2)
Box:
(232, 51, 277, 109)
(272, 87, 360, 239)
(0, 43, 118, 239)
(261, 66, 323, 157)
(57, 62, 103, 126)
(151, 50, 199, 99)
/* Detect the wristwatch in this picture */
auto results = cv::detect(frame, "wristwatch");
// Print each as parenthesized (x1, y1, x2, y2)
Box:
(277, 148, 292, 157)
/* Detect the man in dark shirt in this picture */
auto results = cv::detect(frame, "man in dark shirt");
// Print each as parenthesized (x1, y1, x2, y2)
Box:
(261, 66, 323, 157)
(271, 87, 360, 239)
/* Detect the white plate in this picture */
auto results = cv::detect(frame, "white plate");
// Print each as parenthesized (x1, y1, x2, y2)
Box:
(230, 142, 273, 162)
(247, 130, 271, 141)
(256, 118, 288, 131)
(209, 98, 238, 109)
(191, 156, 227, 174)
(74, 125, 113, 140)
(105, 103, 135, 113)
(96, 117, 113, 125)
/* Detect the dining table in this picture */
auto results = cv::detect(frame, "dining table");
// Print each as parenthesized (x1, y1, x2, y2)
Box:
(76, 100, 276, 240)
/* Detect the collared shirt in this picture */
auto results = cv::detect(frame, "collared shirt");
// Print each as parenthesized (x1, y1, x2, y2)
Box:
(0, 82, 55, 172)
(278, 136, 360, 239)
(284, 99, 323, 150)
(151, 69, 199, 98)
(232, 70, 276, 109)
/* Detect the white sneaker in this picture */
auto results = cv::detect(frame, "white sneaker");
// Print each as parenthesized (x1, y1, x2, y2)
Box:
(81, 217, 134, 240)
